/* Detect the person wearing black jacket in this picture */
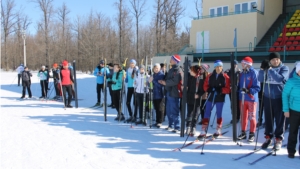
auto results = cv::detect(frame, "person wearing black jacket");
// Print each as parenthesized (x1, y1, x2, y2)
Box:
(52, 63, 60, 99)
(186, 65, 205, 135)
(107, 63, 115, 107)
(21, 67, 32, 98)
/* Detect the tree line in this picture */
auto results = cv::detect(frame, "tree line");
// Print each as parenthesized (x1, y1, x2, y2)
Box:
(1, 0, 196, 72)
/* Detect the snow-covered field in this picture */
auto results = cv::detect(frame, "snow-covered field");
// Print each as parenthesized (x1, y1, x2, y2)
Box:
(1, 71, 299, 169)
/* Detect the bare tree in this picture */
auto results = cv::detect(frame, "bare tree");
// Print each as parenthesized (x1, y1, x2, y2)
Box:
(129, 0, 146, 60)
(57, 2, 70, 61)
(154, 0, 163, 54)
(194, 0, 201, 19)
(32, 0, 54, 66)
(1, 0, 18, 70)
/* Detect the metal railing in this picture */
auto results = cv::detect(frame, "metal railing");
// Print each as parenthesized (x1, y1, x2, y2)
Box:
(193, 10, 263, 20)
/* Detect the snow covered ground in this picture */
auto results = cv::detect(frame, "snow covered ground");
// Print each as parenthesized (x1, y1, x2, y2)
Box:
(1, 71, 299, 169)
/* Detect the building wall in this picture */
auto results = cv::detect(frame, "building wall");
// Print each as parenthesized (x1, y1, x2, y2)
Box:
(190, 0, 283, 53)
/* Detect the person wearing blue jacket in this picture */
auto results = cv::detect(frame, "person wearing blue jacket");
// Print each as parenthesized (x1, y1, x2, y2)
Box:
(258, 52, 289, 150)
(125, 59, 138, 122)
(236, 57, 260, 142)
(148, 63, 165, 128)
(110, 64, 125, 121)
(93, 60, 110, 107)
(283, 62, 300, 158)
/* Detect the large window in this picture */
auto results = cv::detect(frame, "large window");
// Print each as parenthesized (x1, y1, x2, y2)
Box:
(209, 6, 229, 17)
(235, 1, 256, 14)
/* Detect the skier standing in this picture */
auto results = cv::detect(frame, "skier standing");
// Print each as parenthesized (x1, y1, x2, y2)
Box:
(198, 60, 230, 138)
(237, 56, 260, 142)
(148, 63, 165, 127)
(52, 63, 60, 99)
(93, 60, 110, 107)
(186, 65, 205, 135)
(282, 62, 300, 158)
(110, 64, 125, 121)
(16, 64, 24, 86)
(258, 52, 289, 150)
(37, 65, 49, 99)
(20, 66, 32, 98)
(158, 55, 182, 133)
(60, 60, 74, 108)
(198, 64, 210, 125)
(125, 59, 138, 122)
(134, 65, 149, 124)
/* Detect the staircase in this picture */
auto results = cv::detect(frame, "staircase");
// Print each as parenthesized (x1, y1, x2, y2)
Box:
(254, 14, 287, 52)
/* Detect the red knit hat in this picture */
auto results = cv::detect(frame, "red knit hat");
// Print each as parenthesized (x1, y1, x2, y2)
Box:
(171, 54, 181, 63)
(62, 60, 68, 66)
(241, 56, 253, 66)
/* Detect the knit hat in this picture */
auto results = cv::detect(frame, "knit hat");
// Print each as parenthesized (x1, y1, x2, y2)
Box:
(214, 60, 223, 68)
(201, 64, 210, 72)
(41, 65, 45, 69)
(20, 64, 24, 66)
(107, 63, 114, 67)
(130, 59, 137, 65)
(99, 60, 104, 64)
(154, 63, 161, 68)
(62, 60, 68, 66)
(140, 65, 145, 70)
(241, 56, 253, 66)
(269, 52, 280, 61)
(234, 60, 238, 65)
(296, 62, 300, 73)
(171, 55, 181, 63)
(53, 63, 58, 68)
(24, 66, 28, 69)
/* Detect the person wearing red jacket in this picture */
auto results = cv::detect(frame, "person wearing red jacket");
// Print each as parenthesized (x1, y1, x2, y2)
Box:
(60, 60, 74, 108)
(198, 60, 231, 138)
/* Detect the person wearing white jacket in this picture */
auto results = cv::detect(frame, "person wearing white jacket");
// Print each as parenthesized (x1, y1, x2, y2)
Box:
(134, 65, 149, 125)
(16, 64, 24, 86)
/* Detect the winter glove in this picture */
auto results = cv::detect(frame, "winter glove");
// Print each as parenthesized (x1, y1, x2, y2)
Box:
(241, 88, 249, 94)
(260, 59, 270, 70)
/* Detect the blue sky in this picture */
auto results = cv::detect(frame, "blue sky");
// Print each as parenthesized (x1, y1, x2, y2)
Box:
(14, 0, 200, 35)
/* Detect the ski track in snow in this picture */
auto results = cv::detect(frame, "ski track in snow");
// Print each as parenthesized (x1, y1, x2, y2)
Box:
(1, 71, 299, 169)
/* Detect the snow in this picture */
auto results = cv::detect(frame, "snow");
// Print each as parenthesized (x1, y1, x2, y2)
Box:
(1, 71, 299, 169)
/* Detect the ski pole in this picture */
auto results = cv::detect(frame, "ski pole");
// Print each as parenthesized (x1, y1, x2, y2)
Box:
(201, 90, 216, 155)
(130, 89, 137, 128)
(267, 80, 276, 155)
(10, 75, 18, 87)
(237, 71, 246, 146)
(254, 70, 266, 150)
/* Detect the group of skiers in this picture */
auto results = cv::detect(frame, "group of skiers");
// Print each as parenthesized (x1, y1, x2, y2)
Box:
(94, 52, 300, 159)
(18, 61, 76, 108)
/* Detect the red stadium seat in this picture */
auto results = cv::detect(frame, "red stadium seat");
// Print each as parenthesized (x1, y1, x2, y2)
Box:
(296, 36, 300, 40)
(273, 42, 280, 46)
(288, 46, 295, 51)
(286, 41, 293, 46)
(293, 41, 299, 45)
(295, 27, 300, 32)
(288, 28, 295, 32)
(289, 36, 295, 41)
(276, 37, 282, 42)
(269, 47, 276, 52)
(296, 46, 300, 50)
(275, 47, 282, 51)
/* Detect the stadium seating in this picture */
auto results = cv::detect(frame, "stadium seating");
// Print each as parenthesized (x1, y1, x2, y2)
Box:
(269, 10, 300, 51)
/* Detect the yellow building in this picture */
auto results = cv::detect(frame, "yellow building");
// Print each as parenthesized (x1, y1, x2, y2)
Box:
(189, 0, 300, 62)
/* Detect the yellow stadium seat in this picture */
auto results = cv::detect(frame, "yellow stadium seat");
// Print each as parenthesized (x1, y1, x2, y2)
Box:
(286, 32, 292, 36)
(292, 32, 298, 36)
(291, 24, 297, 28)
(288, 21, 294, 24)
(294, 20, 299, 24)
(279, 33, 282, 37)
(291, 17, 296, 21)
(293, 13, 298, 17)
(296, 10, 300, 13)
(297, 16, 300, 20)
(298, 32, 300, 35)
(286, 24, 291, 28)
(297, 23, 300, 27)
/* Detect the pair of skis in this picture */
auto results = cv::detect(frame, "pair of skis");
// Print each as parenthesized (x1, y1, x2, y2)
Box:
(172, 131, 229, 152)
(233, 144, 287, 165)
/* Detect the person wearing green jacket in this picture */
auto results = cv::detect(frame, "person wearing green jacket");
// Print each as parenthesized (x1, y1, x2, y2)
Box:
(109, 64, 125, 121)
(282, 62, 300, 158)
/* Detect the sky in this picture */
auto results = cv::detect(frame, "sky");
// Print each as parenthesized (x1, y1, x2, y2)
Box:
(13, 0, 201, 35)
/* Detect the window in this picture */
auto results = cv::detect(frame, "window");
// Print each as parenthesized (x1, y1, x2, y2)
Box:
(235, 4, 241, 14)
(242, 3, 248, 13)
(223, 6, 228, 15)
(250, 2, 256, 12)
(210, 8, 215, 17)
(217, 7, 222, 16)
